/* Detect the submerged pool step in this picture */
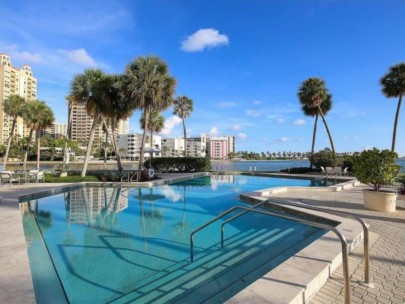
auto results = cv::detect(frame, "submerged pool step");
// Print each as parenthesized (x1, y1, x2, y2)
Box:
(111, 222, 317, 304)
(109, 226, 273, 303)
(162, 227, 321, 304)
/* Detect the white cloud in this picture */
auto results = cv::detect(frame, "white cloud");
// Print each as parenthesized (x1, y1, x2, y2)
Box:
(252, 100, 262, 105)
(208, 127, 219, 137)
(159, 185, 181, 203)
(277, 118, 284, 123)
(273, 137, 291, 143)
(238, 133, 247, 139)
(58, 48, 97, 67)
(160, 116, 182, 135)
(181, 28, 229, 52)
(228, 124, 241, 131)
(246, 110, 261, 117)
(11, 50, 42, 64)
(294, 119, 306, 126)
(217, 102, 236, 108)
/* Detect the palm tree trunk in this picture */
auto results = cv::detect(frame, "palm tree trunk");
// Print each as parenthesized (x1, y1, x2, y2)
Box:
(310, 114, 319, 169)
(111, 118, 123, 173)
(23, 129, 34, 172)
(138, 107, 150, 181)
(317, 105, 336, 155)
(81, 111, 101, 177)
(182, 118, 187, 157)
(104, 130, 108, 169)
(36, 131, 40, 170)
(3, 118, 17, 170)
(391, 94, 403, 152)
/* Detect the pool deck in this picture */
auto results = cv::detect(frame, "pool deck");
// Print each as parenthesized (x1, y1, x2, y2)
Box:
(1, 172, 404, 304)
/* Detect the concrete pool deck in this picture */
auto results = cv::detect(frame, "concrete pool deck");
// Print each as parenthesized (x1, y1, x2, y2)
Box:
(1, 173, 404, 303)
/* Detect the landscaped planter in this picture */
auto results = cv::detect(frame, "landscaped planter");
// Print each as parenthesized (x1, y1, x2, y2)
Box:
(363, 189, 396, 212)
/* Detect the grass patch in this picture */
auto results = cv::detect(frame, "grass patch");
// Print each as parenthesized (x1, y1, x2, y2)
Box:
(44, 174, 99, 183)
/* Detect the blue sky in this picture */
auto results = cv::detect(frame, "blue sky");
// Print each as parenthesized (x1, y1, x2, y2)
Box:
(1, 0, 405, 156)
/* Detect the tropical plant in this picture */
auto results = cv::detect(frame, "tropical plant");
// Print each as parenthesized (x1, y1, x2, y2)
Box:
(298, 78, 336, 155)
(140, 110, 165, 149)
(3, 94, 27, 170)
(310, 149, 336, 169)
(22, 100, 55, 171)
(353, 148, 399, 191)
(380, 63, 405, 152)
(70, 69, 109, 177)
(173, 96, 193, 156)
(122, 56, 176, 181)
(301, 95, 332, 168)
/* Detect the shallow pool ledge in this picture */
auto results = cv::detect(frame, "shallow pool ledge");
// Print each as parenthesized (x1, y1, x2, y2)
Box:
(228, 188, 366, 304)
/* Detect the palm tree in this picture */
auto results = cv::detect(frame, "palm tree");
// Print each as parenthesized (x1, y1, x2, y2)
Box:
(122, 56, 176, 181)
(3, 94, 26, 170)
(140, 110, 165, 148)
(70, 69, 109, 177)
(380, 63, 405, 152)
(22, 100, 54, 171)
(301, 95, 332, 168)
(173, 96, 193, 156)
(298, 78, 335, 155)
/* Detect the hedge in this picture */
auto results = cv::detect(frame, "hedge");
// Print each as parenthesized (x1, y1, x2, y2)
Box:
(149, 157, 211, 172)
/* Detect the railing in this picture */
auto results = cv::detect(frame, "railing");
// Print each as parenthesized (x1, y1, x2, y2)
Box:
(221, 198, 373, 287)
(190, 205, 351, 304)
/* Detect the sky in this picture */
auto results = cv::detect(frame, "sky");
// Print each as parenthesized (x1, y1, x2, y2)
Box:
(1, 0, 405, 156)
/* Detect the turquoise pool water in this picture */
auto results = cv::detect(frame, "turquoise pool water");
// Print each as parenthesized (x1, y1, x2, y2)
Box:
(22, 175, 328, 303)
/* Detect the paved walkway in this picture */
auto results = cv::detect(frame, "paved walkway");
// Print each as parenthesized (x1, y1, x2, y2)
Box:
(269, 186, 405, 304)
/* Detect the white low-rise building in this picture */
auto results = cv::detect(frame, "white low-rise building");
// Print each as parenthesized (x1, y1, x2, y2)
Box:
(161, 133, 207, 157)
(117, 133, 161, 161)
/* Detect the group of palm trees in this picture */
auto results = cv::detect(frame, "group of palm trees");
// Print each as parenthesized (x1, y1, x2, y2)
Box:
(3, 95, 54, 171)
(298, 62, 405, 166)
(69, 55, 194, 179)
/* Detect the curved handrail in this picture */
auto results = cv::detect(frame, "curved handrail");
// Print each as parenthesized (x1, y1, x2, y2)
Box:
(190, 206, 350, 304)
(209, 206, 350, 304)
(221, 198, 372, 286)
(265, 198, 371, 286)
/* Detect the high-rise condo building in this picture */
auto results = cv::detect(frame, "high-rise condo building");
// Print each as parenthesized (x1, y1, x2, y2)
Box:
(0, 53, 37, 144)
(207, 136, 235, 159)
(69, 103, 129, 145)
(117, 133, 161, 161)
(39, 123, 68, 139)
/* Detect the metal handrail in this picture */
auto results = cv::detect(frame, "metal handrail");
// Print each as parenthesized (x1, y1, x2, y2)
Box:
(264, 198, 372, 286)
(195, 206, 351, 304)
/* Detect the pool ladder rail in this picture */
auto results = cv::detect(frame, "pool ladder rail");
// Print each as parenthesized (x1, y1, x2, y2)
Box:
(189, 198, 373, 304)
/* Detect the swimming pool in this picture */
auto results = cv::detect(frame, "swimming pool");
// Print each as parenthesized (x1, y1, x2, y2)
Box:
(22, 175, 330, 303)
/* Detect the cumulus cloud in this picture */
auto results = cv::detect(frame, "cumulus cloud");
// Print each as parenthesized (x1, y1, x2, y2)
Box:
(160, 115, 182, 135)
(246, 110, 261, 117)
(208, 127, 219, 137)
(11, 50, 42, 64)
(294, 119, 306, 125)
(58, 48, 97, 67)
(181, 28, 229, 52)
(217, 102, 236, 108)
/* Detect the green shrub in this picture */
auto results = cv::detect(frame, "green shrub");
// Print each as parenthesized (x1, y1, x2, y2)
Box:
(44, 174, 99, 183)
(340, 154, 358, 172)
(353, 148, 399, 191)
(310, 150, 336, 168)
(150, 157, 211, 172)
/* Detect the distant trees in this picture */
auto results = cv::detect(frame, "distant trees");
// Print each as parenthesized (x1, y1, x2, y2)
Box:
(173, 96, 193, 156)
(298, 78, 335, 157)
(380, 62, 405, 153)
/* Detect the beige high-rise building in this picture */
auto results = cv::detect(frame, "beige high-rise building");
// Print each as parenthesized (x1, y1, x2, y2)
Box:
(0, 53, 37, 144)
(69, 103, 129, 146)
(39, 123, 68, 139)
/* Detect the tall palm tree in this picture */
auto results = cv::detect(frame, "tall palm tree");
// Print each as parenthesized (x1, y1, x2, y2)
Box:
(3, 94, 26, 170)
(22, 100, 54, 171)
(301, 95, 332, 168)
(122, 56, 176, 180)
(70, 69, 109, 177)
(140, 110, 165, 148)
(380, 63, 405, 152)
(173, 96, 193, 156)
(298, 78, 335, 155)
